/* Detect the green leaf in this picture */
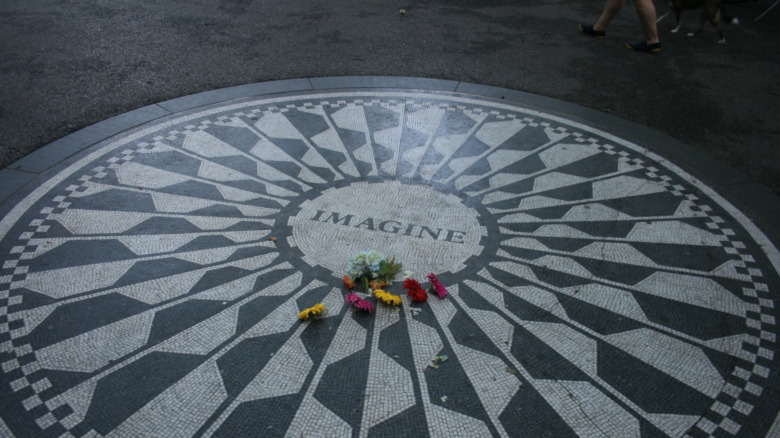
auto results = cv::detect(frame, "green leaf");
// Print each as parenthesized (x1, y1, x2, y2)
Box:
(379, 256, 403, 280)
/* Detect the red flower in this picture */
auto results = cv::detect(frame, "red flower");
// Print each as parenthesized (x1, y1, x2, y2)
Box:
(343, 275, 356, 289)
(404, 278, 427, 303)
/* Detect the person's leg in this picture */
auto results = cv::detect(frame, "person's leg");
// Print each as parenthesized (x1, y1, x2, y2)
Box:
(634, 0, 660, 43)
(595, 0, 627, 31)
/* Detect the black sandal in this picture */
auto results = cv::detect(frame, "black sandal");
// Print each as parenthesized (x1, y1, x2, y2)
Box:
(626, 41, 661, 53)
(579, 24, 605, 39)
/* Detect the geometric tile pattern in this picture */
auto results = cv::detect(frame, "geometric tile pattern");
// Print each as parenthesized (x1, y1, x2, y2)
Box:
(0, 91, 778, 437)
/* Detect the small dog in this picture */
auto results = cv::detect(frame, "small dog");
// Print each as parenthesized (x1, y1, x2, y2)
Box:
(656, 0, 736, 43)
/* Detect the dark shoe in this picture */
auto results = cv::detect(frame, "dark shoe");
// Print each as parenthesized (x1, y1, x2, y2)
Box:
(625, 41, 661, 53)
(579, 23, 605, 39)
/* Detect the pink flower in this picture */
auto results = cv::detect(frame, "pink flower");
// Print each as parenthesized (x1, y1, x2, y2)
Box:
(427, 273, 448, 299)
(346, 292, 375, 313)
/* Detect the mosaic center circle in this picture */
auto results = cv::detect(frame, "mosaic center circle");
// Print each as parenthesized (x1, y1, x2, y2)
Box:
(291, 182, 483, 275)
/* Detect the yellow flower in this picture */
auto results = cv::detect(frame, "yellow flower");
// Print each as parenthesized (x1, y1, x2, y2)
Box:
(299, 303, 327, 321)
(373, 289, 402, 306)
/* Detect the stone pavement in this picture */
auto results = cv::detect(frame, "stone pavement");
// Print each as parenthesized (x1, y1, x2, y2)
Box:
(0, 78, 779, 437)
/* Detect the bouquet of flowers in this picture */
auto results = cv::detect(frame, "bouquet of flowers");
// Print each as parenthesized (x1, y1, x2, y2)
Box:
(337, 250, 450, 316)
(346, 250, 403, 292)
(342, 250, 403, 311)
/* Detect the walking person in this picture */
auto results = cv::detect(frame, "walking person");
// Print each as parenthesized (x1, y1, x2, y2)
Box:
(580, 0, 662, 53)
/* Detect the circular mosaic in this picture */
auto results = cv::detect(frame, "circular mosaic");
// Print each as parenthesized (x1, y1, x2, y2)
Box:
(0, 90, 778, 437)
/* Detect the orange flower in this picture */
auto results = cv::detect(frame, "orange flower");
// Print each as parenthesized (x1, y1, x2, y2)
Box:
(343, 275, 356, 289)
(369, 279, 387, 290)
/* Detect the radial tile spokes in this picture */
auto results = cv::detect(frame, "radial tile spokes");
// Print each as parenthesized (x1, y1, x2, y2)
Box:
(0, 89, 777, 438)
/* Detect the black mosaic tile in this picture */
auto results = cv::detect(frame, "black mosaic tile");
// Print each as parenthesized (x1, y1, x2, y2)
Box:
(40, 368, 92, 393)
(498, 245, 549, 261)
(284, 109, 329, 138)
(82, 352, 205, 434)
(630, 241, 733, 272)
(423, 346, 495, 431)
(314, 347, 370, 428)
(520, 204, 581, 220)
(632, 292, 747, 341)
(511, 325, 589, 381)
(210, 155, 263, 178)
(450, 136, 491, 159)
(25, 240, 135, 271)
(176, 237, 248, 256)
(597, 342, 711, 414)
(574, 257, 657, 285)
(639, 418, 677, 438)
(555, 153, 618, 177)
(113, 258, 201, 287)
(368, 405, 430, 438)
(557, 294, 647, 335)
(499, 381, 579, 437)
(211, 394, 301, 438)
(203, 125, 263, 155)
(378, 318, 415, 373)
(505, 124, 555, 152)
(503, 289, 564, 322)
(216, 333, 290, 397)
(160, 180, 225, 201)
(8, 289, 55, 311)
(190, 204, 247, 217)
(124, 217, 203, 235)
(363, 105, 401, 133)
(448, 310, 503, 357)
(600, 191, 683, 217)
(299, 313, 342, 366)
(527, 264, 592, 288)
(73, 189, 156, 212)
(265, 160, 303, 179)
(541, 182, 594, 202)
(146, 300, 225, 345)
(235, 296, 289, 335)
(250, 267, 298, 293)
(565, 220, 640, 238)
(435, 110, 476, 136)
(28, 293, 151, 349)
(132, 151, 203, 177)
(530, 236, 593, 252)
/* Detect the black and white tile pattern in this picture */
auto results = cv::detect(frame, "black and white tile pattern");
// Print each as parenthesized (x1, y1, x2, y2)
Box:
(0, 90, 778, 437)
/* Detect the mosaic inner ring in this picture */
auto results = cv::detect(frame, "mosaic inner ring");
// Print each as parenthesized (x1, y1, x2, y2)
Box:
(0, 90, 778, 437)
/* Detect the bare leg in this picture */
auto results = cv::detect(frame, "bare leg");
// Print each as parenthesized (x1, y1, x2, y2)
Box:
(595, 0, 626, 31)
(634, 0, 661, 44)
